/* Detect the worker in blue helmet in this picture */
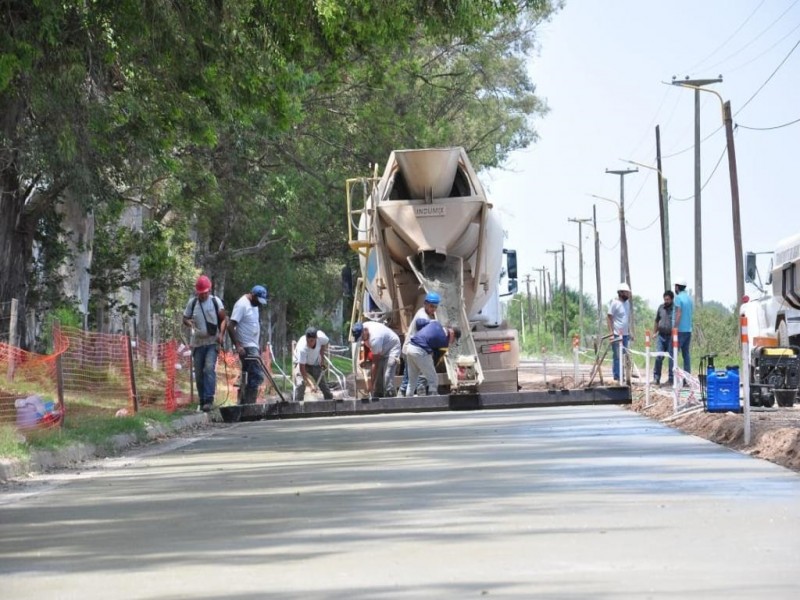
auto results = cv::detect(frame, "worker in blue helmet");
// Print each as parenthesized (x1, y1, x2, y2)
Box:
(228, 284, 268, 404)
(399, 291, 441, 396)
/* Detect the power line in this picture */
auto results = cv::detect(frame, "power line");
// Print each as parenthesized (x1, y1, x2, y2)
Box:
(682, 0, 767, 73)
(663, 22, 800, 160)
(626, 212, 661, 232)
(668, 139, 730, 201)
(734, 36, 800, 115)
(737, 116, 800, 130)
(704, 0, 800, 72)
(727, 18, 800, 73)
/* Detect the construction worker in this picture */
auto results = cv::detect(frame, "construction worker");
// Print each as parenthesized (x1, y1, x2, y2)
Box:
(228, 284, 268, 404)
(607, 282, 632, 384)
(399, 291, 440, 396)
(351, 321, 401, 398)
(293, 327, 333, 402)
(405, 321, 461, 397)
(182, 275, 227, 412)
(673, 277, 694, 374)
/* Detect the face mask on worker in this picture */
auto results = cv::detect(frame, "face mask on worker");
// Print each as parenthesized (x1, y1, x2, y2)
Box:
(249, 296, 261, 307)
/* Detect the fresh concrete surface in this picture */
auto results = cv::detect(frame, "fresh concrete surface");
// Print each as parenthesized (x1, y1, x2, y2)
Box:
(1, 405, 799, 599)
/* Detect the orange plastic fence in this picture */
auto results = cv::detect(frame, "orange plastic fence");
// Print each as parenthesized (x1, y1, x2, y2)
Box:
(2, 325, 283, 435)
(0, 327, 68, 431)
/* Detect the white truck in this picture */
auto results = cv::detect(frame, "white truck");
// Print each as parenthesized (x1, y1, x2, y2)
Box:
(741, 233, 800, 406)
(346, 147, 520, 395)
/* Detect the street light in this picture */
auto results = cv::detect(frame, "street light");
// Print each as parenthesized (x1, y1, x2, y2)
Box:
(671, 80, 744, 311)
(671, 76, 723, 306)
(622, 158, 671, 291)
(589, 193, 630, 290)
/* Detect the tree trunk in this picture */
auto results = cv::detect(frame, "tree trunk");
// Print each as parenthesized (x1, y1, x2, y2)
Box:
(0, 95, 35, 347)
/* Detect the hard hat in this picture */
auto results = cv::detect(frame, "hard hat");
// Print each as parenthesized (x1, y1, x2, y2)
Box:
(424, 292, 441, 305)
(617, 283, 631, 293)
(195, 275, 212, 293)
(305, 327, 318, 338)
(251, 284, 268, 305)
(674, 277, 687, 287)
(351, 322, 364, 340)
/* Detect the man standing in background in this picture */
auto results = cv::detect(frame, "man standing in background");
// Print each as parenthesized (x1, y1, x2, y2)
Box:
(652, 290, 674, 386)
(607, 283, 632, 384)
(228, 285, 268, 405)
(182, 275, 227, 412)
(673, 277, 694, 375)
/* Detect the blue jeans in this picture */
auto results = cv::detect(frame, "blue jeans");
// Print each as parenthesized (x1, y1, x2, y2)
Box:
(653, 333, 673, 383)
(611, 334, 630, 381)
(193, 344, 218, 405)
(678, 332, 692, 374)
(240, 346, 265, 392)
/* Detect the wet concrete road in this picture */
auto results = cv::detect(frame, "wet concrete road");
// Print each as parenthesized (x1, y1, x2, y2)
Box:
(2, 405, 800, 599)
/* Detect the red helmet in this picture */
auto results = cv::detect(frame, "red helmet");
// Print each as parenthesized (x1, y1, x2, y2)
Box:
(195, 275, 212, 293)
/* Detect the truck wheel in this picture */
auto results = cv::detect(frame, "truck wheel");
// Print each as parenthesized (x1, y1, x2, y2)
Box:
(778, 319, 789, 347)
(761, 390, 776, 408)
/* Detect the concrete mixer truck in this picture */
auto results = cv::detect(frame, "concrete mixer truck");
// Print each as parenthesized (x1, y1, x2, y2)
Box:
(346, 147, 520, 396)
(741, 232, 800, 407)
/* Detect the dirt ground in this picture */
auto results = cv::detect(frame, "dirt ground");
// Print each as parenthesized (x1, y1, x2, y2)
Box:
(518, 371, 800, 474)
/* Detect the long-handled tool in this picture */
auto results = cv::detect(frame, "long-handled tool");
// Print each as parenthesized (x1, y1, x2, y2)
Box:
(242, 353, 287, 403)
(587, 334, 615, 386)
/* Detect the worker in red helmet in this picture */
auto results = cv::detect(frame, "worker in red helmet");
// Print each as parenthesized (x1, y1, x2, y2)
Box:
(182, 275, 227, 412)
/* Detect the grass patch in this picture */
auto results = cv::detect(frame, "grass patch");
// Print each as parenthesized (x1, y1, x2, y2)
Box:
(22, 409, 192, 455)
(0, 425, 29, 462)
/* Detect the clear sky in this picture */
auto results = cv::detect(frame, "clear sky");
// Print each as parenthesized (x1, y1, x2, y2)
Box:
(485, 0, 800, 311)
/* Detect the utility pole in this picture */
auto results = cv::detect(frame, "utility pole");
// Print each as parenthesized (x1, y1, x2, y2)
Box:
(548, 247, 566, 342)
(724, 100, 745, 309)
(560, 243, 567, 342)
(534, 266, 547, 333)
(593, 206, 603, 340)
(547, 249, 559, 294)
(524, 274, 534, 334)
(656, 125, 671, 292)
(568, 216, 592, 345)
(605, 167, 637, 287)
(672, 75, 723, 306)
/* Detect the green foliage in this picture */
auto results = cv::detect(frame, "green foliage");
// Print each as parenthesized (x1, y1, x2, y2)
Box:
(1, 0, 561, 349)
(23, 410, 185, 454)
(694, 302, 740, 366)
(0, 425, 29, 461)
(39, 306, 83, 353)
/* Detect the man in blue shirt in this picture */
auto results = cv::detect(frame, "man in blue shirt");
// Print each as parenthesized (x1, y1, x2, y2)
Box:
(405, 320, 461, 396)
(673, 277, 694, 374)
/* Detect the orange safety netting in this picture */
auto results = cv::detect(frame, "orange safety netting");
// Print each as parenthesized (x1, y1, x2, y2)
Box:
(0, 327, 69, 431)
(2, 323, 285, 434)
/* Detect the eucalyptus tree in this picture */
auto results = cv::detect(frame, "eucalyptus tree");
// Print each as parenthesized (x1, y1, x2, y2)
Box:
(1, 0, 558, 345)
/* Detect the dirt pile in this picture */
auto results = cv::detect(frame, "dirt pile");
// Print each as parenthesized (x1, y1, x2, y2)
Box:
(630, 386, 800, 473)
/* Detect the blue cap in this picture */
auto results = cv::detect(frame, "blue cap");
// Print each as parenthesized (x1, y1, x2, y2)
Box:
(351, 322, 364, 340)
(251, 285, 268, 305)
(424, 292, 440, 305)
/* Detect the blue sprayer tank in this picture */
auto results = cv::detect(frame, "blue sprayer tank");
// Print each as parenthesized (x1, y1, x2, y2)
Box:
(706, 366, 740, 412)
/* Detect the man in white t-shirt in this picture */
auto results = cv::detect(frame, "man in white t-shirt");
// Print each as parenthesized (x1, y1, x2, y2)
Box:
(352, 321, 401, 398)
(606, 282, 633, 383)
(228, 284, 268, 404)
(293, 327, 333, 401)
